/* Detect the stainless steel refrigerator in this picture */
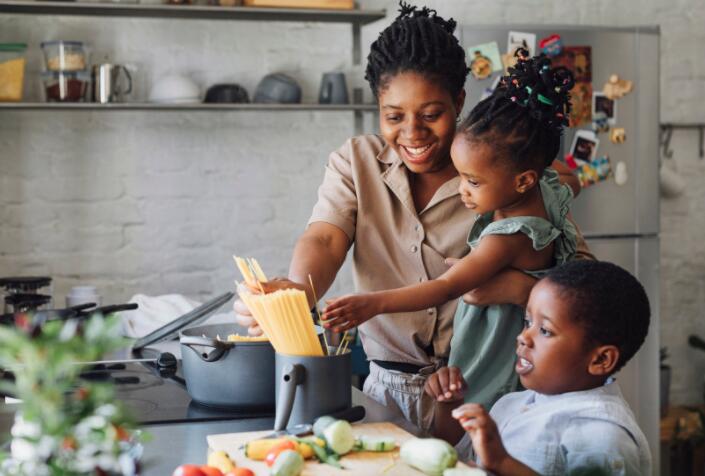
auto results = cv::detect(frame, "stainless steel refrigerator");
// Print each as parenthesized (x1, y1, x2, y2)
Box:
(459, 25, 660, 469)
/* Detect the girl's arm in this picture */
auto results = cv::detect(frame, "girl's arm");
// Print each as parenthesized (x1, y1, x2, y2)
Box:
(322, 233, 526, 332)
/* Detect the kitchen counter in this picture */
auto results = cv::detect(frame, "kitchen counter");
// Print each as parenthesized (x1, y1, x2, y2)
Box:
(139, 387, 419, 474)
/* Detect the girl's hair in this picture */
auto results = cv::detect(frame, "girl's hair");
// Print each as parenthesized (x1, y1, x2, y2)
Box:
(459, 49, 575, 172)
(365, 2, 469, 99)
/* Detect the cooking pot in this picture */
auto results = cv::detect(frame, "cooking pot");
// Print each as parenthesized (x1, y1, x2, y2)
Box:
(204, 83, 249, 103)
(253, 73, 301, 104)
(180, 323, 275, 409)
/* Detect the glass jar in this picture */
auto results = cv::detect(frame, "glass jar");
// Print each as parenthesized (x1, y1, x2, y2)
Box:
(42, 71, 90, 102)
(0, 43, 27, 102)
(40, 41, 88, 72)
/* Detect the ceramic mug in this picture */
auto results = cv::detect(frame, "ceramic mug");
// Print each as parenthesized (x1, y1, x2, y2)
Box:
(318, 72, 349, 105)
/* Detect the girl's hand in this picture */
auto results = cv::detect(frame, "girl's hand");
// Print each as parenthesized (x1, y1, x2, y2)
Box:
(424, 366, 466, 402)
(321, 294, 381, 332)
(452, 404, 509, 473)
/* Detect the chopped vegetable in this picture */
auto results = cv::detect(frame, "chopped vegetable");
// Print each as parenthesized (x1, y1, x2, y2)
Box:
(322, 419, 355, 455)
(354, 436, 397, 452)
(313, 415, 337, 438)
(225, 470, 255, 476)
(270, 449, 304, 476)
(443, 468, 488, 476)
(265, 440, 297, 467)
(199, 466, 224, 476)
(207, 450, 236, 473)
(400, 438, 458, 476)
(245, 437, 320, 460)
(172, 465, 207, 476)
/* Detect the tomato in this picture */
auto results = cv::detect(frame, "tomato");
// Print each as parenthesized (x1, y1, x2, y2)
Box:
(224, 469, 255, 476)
(172, 465, 207, 476)
(264, 440, 297, 467)
(199, 466, 224, 476)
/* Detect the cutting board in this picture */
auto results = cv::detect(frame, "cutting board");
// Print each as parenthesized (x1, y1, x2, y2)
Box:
(207, 422, 471, 475)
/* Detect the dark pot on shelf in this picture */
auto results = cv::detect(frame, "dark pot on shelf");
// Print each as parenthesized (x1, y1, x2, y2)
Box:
(180, 323, 275, 409)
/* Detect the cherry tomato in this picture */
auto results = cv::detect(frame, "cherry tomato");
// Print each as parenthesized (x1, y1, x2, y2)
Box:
(264, 440, 297, 467)
(199, 466, 224, 476)
(224, 469, 255, 476)
(172, 465, 207, 476)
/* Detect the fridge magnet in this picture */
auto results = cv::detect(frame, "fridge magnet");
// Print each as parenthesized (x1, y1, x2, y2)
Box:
(570, 130, 599, 164)
(467, 42, 503, 79)
(610, 127, 626, 144)
(507, 31, 537, 57)
(592, 92, 617, 125)
(569, 82, 593, 127)
(576, 155, 612, 188)
(501, 52, 518, 73)
(614, 160, 628, 186)
(564, 154, 578, 170)
(539, 34, 563, 57)
(480, 75, 502, 101)
(552, 46, 592, 82)
(592, 112, 610, 134)
(603, 74, 634, 100)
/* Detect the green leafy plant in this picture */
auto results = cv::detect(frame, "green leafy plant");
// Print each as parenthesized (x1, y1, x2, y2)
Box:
(0, 314, 145, 475)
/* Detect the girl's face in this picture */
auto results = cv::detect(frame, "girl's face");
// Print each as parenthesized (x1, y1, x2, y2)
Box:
(378, 71, 464, 175)
(515, 280, 598, 395)
(451, 136, 521, 215)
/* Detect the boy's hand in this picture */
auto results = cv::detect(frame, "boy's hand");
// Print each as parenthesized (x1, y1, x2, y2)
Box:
(321, 294, 381, 332)
(425, 366, 466, 402)
(452, 404, 510, 473)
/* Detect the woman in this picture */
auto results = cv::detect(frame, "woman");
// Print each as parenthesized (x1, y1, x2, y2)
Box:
(235, 3, 591, 432)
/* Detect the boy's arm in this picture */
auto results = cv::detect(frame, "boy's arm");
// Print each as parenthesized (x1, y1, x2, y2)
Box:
(322, 233, 525, 332)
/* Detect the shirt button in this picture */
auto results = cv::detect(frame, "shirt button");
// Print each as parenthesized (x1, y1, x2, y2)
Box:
(410, 245, 418, 253)
(427, 308, 435, 315)
(418, 277, 424, 282)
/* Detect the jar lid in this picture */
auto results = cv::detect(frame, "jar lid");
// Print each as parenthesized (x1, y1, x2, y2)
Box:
(41, 70, 90, 80)
(0, 276, 52, 290)
(0, 43, 27, 52)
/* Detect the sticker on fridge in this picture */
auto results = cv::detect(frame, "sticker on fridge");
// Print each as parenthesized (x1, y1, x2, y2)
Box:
(569, 82, 593, 127)
(576, 155, 612, 188)
(507, 31, 536, 56)
(551, 46, 592, 82)
(592, 92, 617, 125)
(467, 42, 503, 79)
(570, 130, 599, 164)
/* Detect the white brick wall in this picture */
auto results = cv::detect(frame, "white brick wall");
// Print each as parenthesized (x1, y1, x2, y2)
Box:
(1, 0, 704, 404)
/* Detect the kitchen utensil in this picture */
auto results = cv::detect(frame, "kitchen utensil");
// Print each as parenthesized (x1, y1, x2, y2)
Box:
(318, 72, 348, 104)
(40, 41, 87, 72)
(180, 323, 275, 409)
(66, 285, 101, 307)
(274, 347, 351, 431)
(42, 70, 89, 102)
(3, 293, 51, 314)
(204, 83, 249, 103)
(91, 63, 132, 103)
(149, 74, 200, 104)
(262, 405, 365, 439)
(253, 73, 301, 104)
(0, 43, 27, 102)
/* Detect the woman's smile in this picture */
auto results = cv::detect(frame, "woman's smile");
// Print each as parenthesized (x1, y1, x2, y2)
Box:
(399, 142, 437, 164)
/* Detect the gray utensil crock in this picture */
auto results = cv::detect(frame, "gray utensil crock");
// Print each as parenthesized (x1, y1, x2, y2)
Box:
(274, 348, 351, 430)
(180, 323, 275, 409)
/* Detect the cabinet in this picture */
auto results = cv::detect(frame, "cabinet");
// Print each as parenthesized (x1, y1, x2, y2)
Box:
(0, 1, 384, 132)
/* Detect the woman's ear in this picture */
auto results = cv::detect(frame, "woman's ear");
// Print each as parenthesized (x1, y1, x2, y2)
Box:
(514, 170, 539, 194)
(587, 345, 620, 377)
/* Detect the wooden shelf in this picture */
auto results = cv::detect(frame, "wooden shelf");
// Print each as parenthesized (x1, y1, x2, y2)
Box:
(0, 102, 378, 111)
(0, 0, 386, 23)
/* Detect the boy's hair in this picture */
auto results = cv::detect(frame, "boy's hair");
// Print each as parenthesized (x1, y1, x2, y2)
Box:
(544, 260, 651, 374)
(459, 49, 575, 172)
(365, 1, 469, 99)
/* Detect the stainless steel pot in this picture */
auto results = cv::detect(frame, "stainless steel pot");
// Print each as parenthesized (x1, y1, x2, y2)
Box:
(180, 323, 275, 409)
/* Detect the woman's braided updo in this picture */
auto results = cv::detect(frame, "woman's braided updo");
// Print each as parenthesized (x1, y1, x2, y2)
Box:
(365, 1, 469, 99)
(460, 48, 575, 171)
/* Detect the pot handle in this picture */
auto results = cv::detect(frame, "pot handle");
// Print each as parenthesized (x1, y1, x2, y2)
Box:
(274, 363, 304, 431)
(180, 335, 229, 362)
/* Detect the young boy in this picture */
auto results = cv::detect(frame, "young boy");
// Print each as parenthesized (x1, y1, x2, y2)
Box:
(425, 260, 652, 476)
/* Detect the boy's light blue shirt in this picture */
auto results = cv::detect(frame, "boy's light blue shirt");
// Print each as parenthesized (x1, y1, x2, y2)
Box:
(456, 380, 652, 475)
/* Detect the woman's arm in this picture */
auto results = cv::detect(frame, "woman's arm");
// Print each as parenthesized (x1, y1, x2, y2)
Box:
(322, 233, 525, 332)
(551, 159, 581, 197)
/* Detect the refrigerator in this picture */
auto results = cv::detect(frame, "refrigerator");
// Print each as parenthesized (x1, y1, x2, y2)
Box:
(459, 25, 660, 470)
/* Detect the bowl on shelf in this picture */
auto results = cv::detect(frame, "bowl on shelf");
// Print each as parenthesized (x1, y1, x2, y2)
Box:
(41, 71, 90, 102)
(253, 73, 301, 104)
(40, 41, 88, 72)
(149, 74, 200, 104)
(204, 83, 249, 103)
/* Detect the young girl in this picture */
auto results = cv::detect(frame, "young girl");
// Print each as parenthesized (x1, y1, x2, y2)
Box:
(322, 50, 580, 410)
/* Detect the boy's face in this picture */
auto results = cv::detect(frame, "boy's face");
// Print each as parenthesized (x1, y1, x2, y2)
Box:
(515, 280, 600, 395)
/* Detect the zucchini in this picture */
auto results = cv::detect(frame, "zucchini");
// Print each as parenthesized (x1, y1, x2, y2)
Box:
(270, 449, 304, 476)
(400, 438, 458, 476)
(322, 420, 355, 455)
(354, 436, 397, 452)
(312, 415, 337, 438)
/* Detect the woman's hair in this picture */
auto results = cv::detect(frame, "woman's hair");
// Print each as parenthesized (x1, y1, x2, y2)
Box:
(365, 2, 469, 99)
(544, 260, 651, 374)
(459, 49, 575, 172)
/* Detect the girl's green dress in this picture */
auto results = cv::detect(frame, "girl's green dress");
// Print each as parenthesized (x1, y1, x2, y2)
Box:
(447, 168, 578, 408)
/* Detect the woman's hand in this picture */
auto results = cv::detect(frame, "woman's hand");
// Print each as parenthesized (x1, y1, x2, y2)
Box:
(444, 258, 537, 307)
(321, 293, 382, 332)
(424, 366, 466, 402)
(233, 298, 263, 336)
(247, 277, 308, 295)
(452, 404, 510, 473)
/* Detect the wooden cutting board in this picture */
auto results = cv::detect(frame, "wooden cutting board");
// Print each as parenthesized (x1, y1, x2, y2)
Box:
(207, 422, 471, 475)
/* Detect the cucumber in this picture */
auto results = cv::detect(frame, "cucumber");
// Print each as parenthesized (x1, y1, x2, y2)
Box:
(322, 419, 355, 455)
(443, 468, 488, 476)
(400, 438, 458, 476)
(270, 449, 304, 476)
(312, 415, 337, 438)
(354, 436, 397, 452)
